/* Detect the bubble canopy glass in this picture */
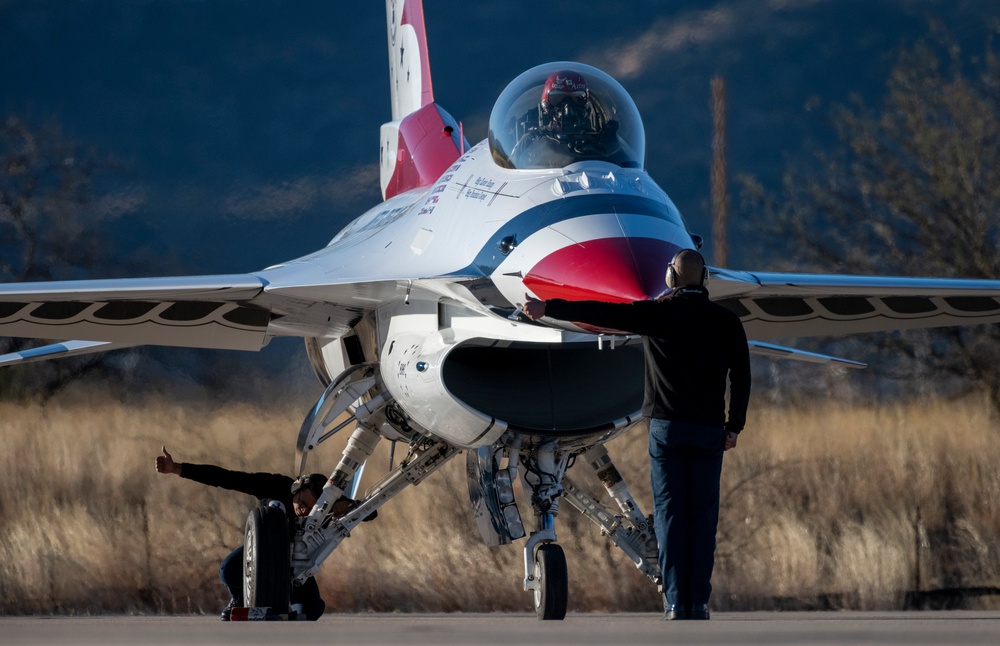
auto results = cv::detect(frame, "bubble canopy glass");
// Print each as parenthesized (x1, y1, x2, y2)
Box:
(488, 62, 645, 170)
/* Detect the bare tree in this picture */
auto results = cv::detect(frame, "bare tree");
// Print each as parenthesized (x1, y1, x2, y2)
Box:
(738, 28, 1000, 412)
(0, 115, 141, 399)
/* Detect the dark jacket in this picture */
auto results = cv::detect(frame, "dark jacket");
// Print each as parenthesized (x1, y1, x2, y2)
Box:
(180, 463, 297, 521)
(545, 286, 751, 433)
(180, 463, 375, 523)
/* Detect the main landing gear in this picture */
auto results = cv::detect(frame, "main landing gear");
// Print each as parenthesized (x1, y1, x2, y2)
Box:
(244, 502, 291, 614)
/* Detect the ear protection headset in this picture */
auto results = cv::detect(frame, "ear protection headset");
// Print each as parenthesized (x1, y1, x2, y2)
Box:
(665, 249, 709, 288)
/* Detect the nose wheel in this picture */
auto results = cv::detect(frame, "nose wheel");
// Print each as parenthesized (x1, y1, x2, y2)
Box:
(532, 543, 568, 620)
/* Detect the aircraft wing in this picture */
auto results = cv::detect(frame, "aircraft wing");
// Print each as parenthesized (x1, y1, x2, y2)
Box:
(709, 268, 1000, 340)
(0, 274, 273, 351)
(0, 270, 451, 355)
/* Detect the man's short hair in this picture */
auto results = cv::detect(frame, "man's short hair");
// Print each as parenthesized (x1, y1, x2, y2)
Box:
(291, 473, 327, 498)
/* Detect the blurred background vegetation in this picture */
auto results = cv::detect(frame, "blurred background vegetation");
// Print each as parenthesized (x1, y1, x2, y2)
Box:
(737, 26, 1000, 413)
(1, 395, 998, 614)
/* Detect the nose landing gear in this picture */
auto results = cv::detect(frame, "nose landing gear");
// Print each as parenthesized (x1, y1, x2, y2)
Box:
(521, 444, 570, 620)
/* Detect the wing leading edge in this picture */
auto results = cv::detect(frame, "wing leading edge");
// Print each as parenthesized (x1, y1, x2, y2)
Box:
(709, 269, 1000, 340)
(0, 340, 135, 367)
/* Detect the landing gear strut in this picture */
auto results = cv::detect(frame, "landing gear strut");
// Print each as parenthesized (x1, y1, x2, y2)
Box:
(521, 444, 570, 620)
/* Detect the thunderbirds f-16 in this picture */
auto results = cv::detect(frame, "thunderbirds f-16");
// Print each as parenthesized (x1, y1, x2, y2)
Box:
(3, 0, 1000, 620)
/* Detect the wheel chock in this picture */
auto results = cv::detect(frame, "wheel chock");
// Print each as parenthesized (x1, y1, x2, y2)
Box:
(229, 607, 297, 621)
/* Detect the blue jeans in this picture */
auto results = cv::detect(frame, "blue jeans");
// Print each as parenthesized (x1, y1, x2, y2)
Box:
(648, 418, 725, 608)
(220, 545, 325, 620)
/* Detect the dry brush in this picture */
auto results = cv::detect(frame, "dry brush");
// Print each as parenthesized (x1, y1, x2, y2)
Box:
(1, 392, 999, 615)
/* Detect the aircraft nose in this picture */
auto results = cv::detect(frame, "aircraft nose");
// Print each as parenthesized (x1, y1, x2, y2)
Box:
(523, 236, 680, 303)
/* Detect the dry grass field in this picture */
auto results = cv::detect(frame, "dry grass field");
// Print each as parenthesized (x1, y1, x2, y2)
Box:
(2, 390, 999, 615)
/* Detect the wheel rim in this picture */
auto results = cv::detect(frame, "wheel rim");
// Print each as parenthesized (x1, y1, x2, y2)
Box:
(533, 558, 543, 610)
(243, 524, 255, 604)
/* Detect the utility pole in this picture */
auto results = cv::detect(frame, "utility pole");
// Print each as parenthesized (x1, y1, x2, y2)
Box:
(711, 76, 728, 268)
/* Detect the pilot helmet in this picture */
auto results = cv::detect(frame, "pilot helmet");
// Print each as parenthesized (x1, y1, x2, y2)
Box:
(541, 70, 591, 132)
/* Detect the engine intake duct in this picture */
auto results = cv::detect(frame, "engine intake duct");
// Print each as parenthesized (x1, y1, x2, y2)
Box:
(442, 340, 644, 434)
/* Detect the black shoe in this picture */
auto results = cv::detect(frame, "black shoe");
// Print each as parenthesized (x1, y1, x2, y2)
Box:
(664, 604, 689, 620)
(220, 598, 239, 621)
(690, 604, 710, 620)
(305, 598, 326, 621)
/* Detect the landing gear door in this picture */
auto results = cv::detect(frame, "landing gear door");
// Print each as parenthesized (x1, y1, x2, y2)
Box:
(466, 446, 525, 546)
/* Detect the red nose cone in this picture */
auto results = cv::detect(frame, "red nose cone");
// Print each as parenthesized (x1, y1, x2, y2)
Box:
(524, 237, 678, 303)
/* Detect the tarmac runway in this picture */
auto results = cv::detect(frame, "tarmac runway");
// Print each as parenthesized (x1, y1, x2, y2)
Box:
(4, 611, 1000, 646)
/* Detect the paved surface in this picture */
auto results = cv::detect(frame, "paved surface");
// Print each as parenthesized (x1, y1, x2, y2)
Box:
(3, 611, 1000, 645)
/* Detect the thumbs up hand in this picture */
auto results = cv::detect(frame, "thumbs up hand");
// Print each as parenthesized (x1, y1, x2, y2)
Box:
(155, 445, 181, 475)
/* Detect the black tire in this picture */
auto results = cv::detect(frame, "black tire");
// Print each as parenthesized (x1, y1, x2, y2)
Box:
(533, 543, 568, 620)
(243, 504, 291, 613)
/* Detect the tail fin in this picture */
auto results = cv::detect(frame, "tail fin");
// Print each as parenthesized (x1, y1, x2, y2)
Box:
(385, 0, 434, 120)
(380, 0, 467, 200)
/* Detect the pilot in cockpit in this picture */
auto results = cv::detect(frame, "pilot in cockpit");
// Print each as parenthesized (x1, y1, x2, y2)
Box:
(488, 62, 644, 171)
(509, 69, 621, 168)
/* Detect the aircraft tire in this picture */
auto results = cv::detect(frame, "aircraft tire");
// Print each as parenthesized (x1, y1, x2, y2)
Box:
(243, 503, 291, 613)
(533, 543, 568, 620)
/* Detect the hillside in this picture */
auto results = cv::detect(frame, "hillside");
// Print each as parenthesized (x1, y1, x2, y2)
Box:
(1, 0, 998, 397)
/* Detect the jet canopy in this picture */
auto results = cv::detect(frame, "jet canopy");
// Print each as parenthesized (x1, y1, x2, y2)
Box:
(488, 62, 645, 170)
